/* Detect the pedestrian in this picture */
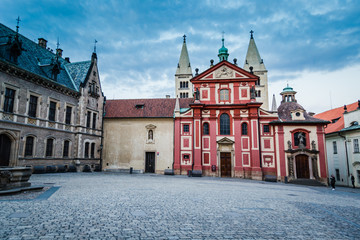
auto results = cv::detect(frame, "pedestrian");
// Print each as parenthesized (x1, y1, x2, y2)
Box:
(351, 174, 355, 188)
(330, 174, 336, 190)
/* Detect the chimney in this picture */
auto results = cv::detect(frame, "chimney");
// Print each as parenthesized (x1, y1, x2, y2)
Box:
(38, 38, 47, 48)
(56, 48, 63, 58)
(166, 95, 170, 99)
(65, 57, 70, 63)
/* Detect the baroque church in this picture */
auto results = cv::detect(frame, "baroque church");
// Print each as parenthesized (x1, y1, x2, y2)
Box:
(0, 21, 105, 172)
(103, 32, 329, 184)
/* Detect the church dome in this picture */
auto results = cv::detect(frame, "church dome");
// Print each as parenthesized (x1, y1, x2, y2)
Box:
(277, 101, 305, 121)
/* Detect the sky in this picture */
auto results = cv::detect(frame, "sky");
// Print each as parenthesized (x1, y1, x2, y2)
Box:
(0, 0, 359, 114)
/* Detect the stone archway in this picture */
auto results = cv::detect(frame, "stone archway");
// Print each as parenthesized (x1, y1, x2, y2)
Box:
(0, 134, 12, 166)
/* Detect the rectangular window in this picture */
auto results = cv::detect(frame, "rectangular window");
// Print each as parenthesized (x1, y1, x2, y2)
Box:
(92, 113, 97, 129)
(333, 141, 337, 154)
(263, 125, 270, 133)
(3, 88, 15, 113)
(84, 142, 89, 158)
(335, 169, 340, 181)
(28, 95, 38, 117)
(91, 143, 95, 158)
(183, 124, 189, 133)
(24, 136, 34, 157)
(48, 101, 56, 121)
(63, 140, 69, 157)
(46, 139, 54, 157)
(86, 111, 91, 128)
(220, 89, 229, 101)
(65, 106, 72, 124)
(354, 139, 359, 153)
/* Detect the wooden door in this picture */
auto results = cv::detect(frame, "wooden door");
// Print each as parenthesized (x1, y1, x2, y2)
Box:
(221, 152, 231, 177)
(145, 152, 155, 173)
(0, 134, 11, 166)
(296, 154, 310, 179)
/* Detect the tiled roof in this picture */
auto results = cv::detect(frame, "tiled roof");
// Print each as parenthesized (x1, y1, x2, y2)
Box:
(314, 102, 359, 134)
(105, 98, 194, 118)
(0, 23, 91, 92)
(276, 101, 327, 123)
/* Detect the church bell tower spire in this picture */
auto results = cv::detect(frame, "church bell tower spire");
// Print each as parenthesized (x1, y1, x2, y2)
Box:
(175, 34, 193, 98)
(244, 30, 269, 110)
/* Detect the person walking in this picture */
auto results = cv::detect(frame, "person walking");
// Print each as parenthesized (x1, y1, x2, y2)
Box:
(330, 174, 336, 190)
(351, 174, 355, 188)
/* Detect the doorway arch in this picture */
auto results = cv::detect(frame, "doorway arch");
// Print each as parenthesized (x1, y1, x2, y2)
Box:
(295, 154, 310, 179)
(0, 134, 12, 166)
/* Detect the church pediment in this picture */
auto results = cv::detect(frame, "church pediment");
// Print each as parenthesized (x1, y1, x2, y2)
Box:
(193, 61, 257, 83)
(217, 137, 235, 144)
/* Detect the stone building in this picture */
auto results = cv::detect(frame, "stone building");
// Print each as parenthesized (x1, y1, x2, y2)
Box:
(315, 101, 360, 187)
(175, 35, 193, 99)
(0, 22, 105, 171)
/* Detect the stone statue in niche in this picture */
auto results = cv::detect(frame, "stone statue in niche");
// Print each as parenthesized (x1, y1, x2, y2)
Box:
(148, 130, 153, 140)
(250, 86, 256, 99)
(287, 140, 292, 150)
(195, 88, 200, 100)
(298, 132, 305, 148)
(311, 140, 316, 150)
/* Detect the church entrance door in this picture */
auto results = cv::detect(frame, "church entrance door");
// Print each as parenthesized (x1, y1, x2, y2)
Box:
(296, 154, 309, 179)
(220, 152, 231, 177)
(0, 134, 11, 166)
(145, 152, 155, 173)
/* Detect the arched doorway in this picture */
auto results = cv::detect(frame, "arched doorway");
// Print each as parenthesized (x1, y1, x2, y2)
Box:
(296, 154, 310, 179)
(0, 134, 12, 166)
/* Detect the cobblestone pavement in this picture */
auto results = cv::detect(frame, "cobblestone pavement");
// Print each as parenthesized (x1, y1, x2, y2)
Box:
(1, 173, 360, 239)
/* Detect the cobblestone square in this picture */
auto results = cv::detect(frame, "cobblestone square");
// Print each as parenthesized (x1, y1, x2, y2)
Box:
(1, 173, 360, 239)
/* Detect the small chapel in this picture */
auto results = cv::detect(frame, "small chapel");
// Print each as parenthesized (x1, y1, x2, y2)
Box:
(103, 31, 329, 184)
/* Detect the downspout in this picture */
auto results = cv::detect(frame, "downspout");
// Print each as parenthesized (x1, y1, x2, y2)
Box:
(192, 118, 195, 174)
(99, 96, 106, 171)
(257, 110, 262, 168)
(172, 116, 175, 171)
(338, 132, 350, 178)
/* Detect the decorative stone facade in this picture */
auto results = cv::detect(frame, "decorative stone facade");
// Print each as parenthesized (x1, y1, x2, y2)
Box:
(0, 23, 105, 171)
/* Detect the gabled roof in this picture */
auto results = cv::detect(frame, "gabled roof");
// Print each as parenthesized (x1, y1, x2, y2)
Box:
(0, 23, 92, 92)
(314, 101, 359, 134)
(105, 98, 194, 118)
(191, 60, 258, 83)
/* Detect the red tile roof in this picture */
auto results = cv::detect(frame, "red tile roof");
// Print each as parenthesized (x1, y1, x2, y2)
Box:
(105, 98, 193, 118)
(314, 101, 358, 134)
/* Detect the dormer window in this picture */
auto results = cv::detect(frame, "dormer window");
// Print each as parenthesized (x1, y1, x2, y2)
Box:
(351, 121, 359, 126)
(135, 104, 144, 109)
(291, 110, 305, 120)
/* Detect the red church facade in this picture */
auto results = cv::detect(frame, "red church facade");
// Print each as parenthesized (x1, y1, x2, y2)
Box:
(173, 60, 329, 183)
(174, 61, 279, 180)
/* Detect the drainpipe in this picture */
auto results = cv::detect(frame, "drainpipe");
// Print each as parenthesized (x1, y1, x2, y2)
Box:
(257, 111, 262, 168)
(99, 96, 106, 171)
(172, 116, 175, 171)
(338, 132, 350, 180)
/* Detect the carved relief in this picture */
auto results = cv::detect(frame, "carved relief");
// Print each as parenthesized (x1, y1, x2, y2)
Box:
(312, 156, 319, 179)
(288, 156, 294, 177)
(215, 66, 233, 78)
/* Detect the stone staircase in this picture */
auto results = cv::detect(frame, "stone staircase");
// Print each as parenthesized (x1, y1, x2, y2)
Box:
(289, 179, 326, 187)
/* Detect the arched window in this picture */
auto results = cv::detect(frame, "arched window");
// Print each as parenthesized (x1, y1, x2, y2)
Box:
(91, 143, 95, 158)
(241, 123, 248, 135)
(220, 89, 229, 101)
(186, 82, 188, 88)
(220, 113, 230, 135)
(180, 82, 183, 88)
(63, 140, 70, 157)
(25, 136, 34, 157)
(46, 138, 54, 157)
(203, 123, 209, 135)
(148, 130, 153, 140)
(84, 142, 89, 158)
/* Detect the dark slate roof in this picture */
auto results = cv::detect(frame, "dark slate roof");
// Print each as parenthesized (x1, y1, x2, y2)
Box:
(275, 101, 328, 123)
(105, 98, 194, 118)
(0, 23, 91, 92)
